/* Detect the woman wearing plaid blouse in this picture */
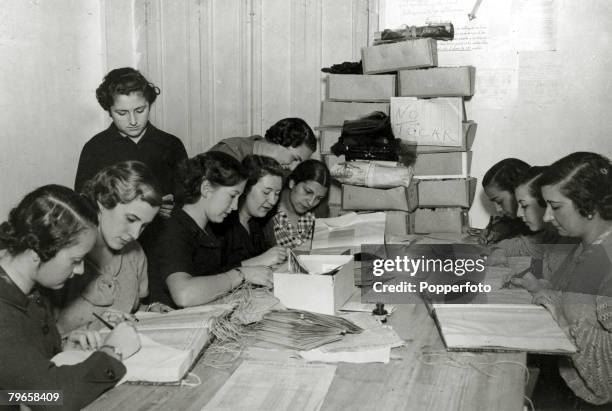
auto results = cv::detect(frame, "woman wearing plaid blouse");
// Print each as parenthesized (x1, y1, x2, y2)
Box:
(272, 160, 331, 249)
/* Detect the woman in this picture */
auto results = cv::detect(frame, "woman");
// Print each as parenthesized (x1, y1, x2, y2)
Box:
(58, 161, 163, 333)
(272, 159, 331, 249)
(0, 185, 140, 410)
(147, 151, 273, 308)
(470, 158, 532, 244)
(75, 68, 187, 218)
(210, 117, 316, 170)
(529, 152, 612, 406)
(213, 155, 286, 268)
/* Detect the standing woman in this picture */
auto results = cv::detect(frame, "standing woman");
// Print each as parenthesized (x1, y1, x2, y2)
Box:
(212, 155, 286, 268)
(531, 152, 612, 406)
(272, 159, 331, 249)
(147, 151, 273, 309)
(58, 161, 162, 333)
(0, 185, 140, 410)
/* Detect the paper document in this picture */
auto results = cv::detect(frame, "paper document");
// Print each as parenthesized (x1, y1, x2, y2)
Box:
(202, 359, 337, 411)
(312, 212, 386, 251)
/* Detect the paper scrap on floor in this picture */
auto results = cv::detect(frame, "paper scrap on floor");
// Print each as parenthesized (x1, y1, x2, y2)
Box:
(202, 359, 336, 411)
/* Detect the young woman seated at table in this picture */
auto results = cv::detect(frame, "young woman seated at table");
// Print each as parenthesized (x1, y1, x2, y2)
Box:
(212, 155, 286, 268)
(524, 152, 612, 406)
(57, 161, 163, 333)
(147, 151, 274, 308)
(488, 166, 578, 276)
(469, 158, 532, 245)
(272, 159, 331, 249)
(0, 185, 141, 410)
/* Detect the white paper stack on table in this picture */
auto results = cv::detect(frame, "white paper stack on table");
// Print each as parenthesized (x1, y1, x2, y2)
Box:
(52, 304, 232, 384)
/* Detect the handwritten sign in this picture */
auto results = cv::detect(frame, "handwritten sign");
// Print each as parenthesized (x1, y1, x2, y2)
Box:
(390, 97, 464, 146)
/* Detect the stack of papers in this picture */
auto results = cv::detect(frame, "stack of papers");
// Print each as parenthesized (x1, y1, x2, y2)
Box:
(252, 309, 362, 351)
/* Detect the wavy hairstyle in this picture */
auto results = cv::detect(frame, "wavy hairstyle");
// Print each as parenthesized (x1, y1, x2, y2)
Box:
(241, 155, 285, 196)
(264, 118, 317, 152)
(81, 161, 162, 210)
(482, 158, 531, 192)
(539, 152, 612, 219)
(516, 166, 549, 208)
(178, 151, 248, 205)
(96, 67, 160, 111)
(0, 185, 98, 262)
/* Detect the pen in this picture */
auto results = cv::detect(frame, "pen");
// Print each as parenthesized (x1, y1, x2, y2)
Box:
(93, 312, 115, 330)
(501, 266, 532, 288)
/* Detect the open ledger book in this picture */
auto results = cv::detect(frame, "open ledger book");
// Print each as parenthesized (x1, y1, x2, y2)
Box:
(52, 304, 232, 384)
(430, 304, 577, 354)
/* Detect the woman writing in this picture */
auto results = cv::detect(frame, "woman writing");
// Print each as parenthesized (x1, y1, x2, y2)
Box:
(58, 161, 163, 333)
(147, 151, 273, 308)
(527, 152, 612, 406)
(0, 185, 140, 410)
(272, 159, 331, 249)
(212, 155, 286, 268)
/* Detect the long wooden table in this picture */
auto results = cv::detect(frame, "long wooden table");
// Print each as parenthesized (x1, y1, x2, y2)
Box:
(86, 301, 526, 411)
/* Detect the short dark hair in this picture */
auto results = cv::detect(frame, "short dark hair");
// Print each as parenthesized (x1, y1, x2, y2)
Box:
(0, 185, 98, 262)
(482, 158, 531, 192)
(288, 159, 331, 189)
(539, 152, 612, 219)
(82, 161, 163, 210)
(264, 118, 316, 152)
(516, 166, 548, 208)
(242, 155, 285, 196)
(96, 67, 160, 111)
(179, 151, 248, 205)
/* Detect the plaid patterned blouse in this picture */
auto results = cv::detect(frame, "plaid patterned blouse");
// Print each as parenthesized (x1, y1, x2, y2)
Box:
(273, 210, 315, 249)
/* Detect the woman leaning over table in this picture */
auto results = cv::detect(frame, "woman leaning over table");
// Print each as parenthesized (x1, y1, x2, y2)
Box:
(146, 151, 274, 309)
(0, 185, 140, 411)
(212, 155, 287, 268)
(57, 161, 164, 334)
(271, 159, 331, 249)
(523, 152, 612, 406)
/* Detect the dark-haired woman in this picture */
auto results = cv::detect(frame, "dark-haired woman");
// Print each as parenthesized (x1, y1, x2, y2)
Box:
(58, 161, 162, 333)
(272, 159, 331, 249)
(0, 185, 141, 410)
(210, 117, 316, 170)
(470, 158, 532, 244)
(212, 155, 286, 268)
(147, 151, 273, 308)
(527, 152, 612, 406)
(75, 67, 187, 218)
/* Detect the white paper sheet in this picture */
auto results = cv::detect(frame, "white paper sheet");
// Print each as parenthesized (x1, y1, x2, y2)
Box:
(202, 360, 337, 411)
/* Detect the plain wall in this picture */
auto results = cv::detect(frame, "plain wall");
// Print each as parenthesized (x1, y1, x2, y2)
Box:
(0, 0, 107, 218)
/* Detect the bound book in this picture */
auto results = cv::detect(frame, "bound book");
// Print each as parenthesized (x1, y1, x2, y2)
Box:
(52, 304, 232, 384)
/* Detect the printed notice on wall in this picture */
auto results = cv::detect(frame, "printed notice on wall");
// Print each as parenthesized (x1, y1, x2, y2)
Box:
(512, 0, 556, 51)
(380, 0, 490, 52)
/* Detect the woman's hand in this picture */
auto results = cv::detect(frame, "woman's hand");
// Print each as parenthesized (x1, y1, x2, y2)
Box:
(65, 329, 104, 350)
(103, 322, 141, 360)
(511, 272, 552, 294)
(146, 302, 174, 313)
(99, 308, 137, 327)
(486, 248, 509, 267)
(243, 246, 287, 267)
(159, 194, 175, 219)
(533, 289, 569, 331)
(240, 266, 273, 288)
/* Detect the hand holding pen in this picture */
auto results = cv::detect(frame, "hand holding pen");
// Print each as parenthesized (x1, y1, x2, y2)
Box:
(94, 312, 141, 361)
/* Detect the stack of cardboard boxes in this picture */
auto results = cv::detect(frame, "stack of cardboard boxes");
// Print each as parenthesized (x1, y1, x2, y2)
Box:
(318, 37, 477, 236)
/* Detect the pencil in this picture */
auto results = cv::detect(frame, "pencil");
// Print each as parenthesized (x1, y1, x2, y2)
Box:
(93, 312, 115, 330)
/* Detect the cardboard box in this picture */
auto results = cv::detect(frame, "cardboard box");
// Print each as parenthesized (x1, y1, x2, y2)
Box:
(327, 74, 396, 102)
(341, 184, 418, 212)
(410, 208, 469, 234)
(398, 66, 476, 97)
(273, 255, 355, 315)
(385, 211, 410, 236)
(390, 97, 465, 147)
(413, 151, 472, 179)
(417, 178, 478, 208)
(319, 127, 342, 154)
(407, 121, 477, 154)
(328, 180, 342, 206)
(362, 39, 438, 74)
(321, 101, 390, 127)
